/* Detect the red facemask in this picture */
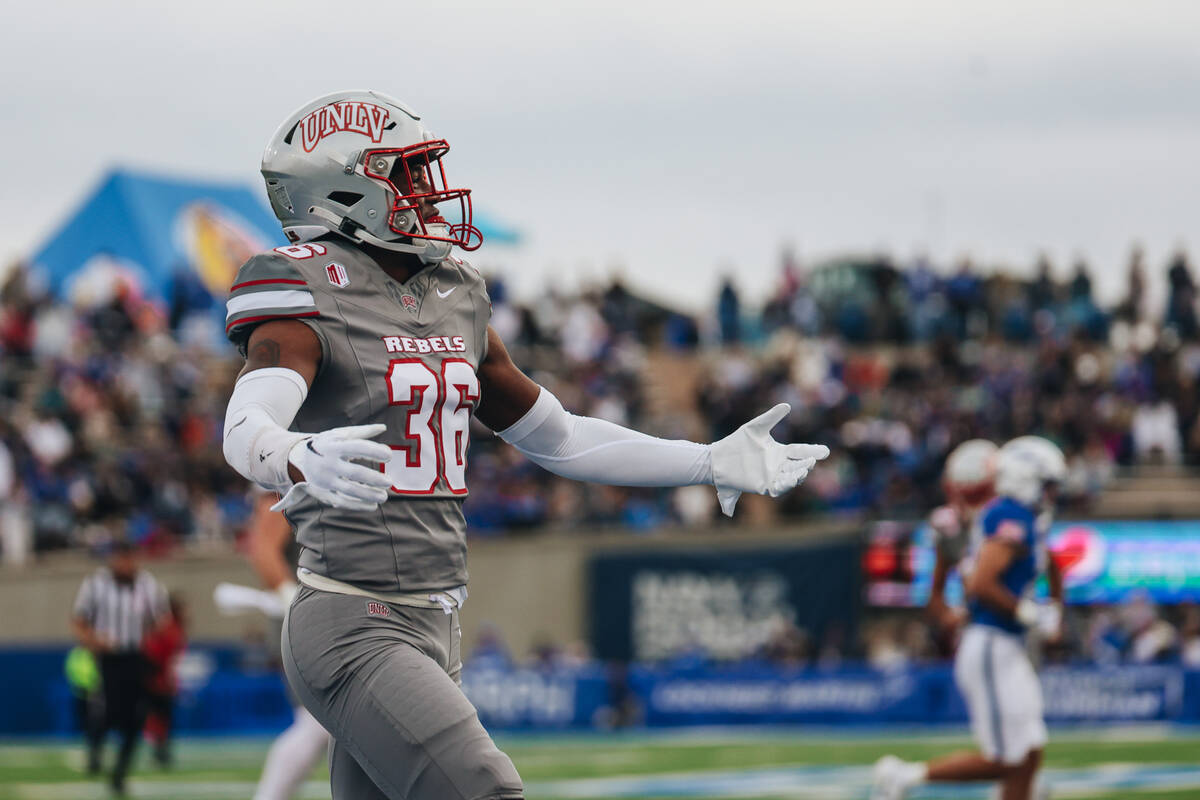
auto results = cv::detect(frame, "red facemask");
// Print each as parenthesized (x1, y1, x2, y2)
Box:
(362, 141, 483, 252)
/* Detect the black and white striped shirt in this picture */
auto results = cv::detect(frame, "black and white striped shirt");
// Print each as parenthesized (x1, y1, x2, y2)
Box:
(72, 568, 167, 653)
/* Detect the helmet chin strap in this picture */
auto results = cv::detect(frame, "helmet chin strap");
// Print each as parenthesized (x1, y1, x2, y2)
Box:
(308, 206, 450, 263)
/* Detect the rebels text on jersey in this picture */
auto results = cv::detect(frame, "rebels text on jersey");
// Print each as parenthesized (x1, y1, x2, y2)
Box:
(225, 240, 492, 593)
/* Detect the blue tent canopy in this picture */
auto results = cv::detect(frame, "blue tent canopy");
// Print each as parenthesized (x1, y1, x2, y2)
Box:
(32, 168, 286, 303)
(31, 167, 522, 304)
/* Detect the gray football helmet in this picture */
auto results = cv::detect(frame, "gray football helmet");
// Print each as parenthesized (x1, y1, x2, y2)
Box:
(261, 90, 481, 263)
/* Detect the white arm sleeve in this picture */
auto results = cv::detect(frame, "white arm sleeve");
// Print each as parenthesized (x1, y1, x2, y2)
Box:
(222, 368, 309, 494)
(496, 387, 713, 486)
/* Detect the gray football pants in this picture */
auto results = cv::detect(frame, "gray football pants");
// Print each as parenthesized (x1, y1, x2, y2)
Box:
(282, 586, 523, 800)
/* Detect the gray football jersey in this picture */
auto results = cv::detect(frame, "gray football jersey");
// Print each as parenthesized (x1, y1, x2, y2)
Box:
(227, 239, 491, 592)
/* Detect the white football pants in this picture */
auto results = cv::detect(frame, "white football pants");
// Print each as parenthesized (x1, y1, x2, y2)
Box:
(955, 624, 1048, 766)
(254, 705, 331, 800)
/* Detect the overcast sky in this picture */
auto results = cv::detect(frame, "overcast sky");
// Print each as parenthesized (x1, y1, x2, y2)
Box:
(3, 0, 1198, 311)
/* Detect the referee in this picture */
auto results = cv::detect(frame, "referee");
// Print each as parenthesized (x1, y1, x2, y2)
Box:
(70, 540, 168, 796)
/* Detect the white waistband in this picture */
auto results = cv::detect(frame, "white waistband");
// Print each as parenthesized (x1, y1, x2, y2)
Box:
(964, 622, 1022, 641)
(297, 568, 467, 615)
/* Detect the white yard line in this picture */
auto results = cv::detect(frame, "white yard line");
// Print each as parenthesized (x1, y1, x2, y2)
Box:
(11, 780, 330, 800)
(10, 765, 1200, 800)
(524, 764, 1200, 799)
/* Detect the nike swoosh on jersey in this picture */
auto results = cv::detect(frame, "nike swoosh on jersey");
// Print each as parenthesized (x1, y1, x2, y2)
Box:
(436, 285, 456, 299)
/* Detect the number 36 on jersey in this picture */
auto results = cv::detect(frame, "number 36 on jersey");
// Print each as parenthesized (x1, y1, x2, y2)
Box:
(382, 358, 479, 495)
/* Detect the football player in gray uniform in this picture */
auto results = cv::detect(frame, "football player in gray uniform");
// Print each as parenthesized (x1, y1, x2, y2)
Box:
(222, 89, 830, 800)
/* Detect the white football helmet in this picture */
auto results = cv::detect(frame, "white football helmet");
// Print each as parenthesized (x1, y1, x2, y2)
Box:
(942, 438, 998, 507)
(994, 436, 1067, 507)
(261, 90, 481, 263)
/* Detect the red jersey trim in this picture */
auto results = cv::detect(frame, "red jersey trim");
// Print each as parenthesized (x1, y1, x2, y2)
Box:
(225, 310, 320, 333)
(229, 278, 308, 292)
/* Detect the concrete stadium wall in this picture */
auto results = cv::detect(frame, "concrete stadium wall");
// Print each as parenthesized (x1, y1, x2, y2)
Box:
(0, 521, 860, 659)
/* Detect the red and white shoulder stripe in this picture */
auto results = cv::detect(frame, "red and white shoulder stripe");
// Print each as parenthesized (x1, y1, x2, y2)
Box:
(225, 254, 321, 343)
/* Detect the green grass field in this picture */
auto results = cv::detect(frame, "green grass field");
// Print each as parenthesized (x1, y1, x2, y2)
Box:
(2, 727, 1199, 799)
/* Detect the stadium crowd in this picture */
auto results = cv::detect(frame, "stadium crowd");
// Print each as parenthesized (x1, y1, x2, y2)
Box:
(3, 245, 1199, 678)
(0, 269, 243, 559)
(470, 245, 1200, 528)
(0, 245, 1198, 556)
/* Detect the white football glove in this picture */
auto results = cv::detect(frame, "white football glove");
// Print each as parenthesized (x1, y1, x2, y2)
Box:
(213, 582, 285, 618)
(710, 403, 830, 516)
(1017, 598, 1063, 638)
(271, 424, 395, 512)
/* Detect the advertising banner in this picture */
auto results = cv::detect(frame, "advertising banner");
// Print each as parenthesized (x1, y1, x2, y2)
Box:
(588, 543, 863, 662)
(865, 520, 1200, 607)
(626, 666, 942, 726)
(461, 665, 611, 729)
(9, 646, 1198, 735)
(626, 664, 1191, 727)
(1041, 666, 1185, 722)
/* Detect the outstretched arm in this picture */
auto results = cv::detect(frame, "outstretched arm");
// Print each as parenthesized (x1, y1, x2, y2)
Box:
(476, 327, 829, 515)
(474, 326, 542, 431)
(223, 320, 393, 511)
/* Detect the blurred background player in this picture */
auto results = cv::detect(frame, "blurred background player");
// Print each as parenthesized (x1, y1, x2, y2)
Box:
(873, 437, 1067, 800)
(926, 439, 999, 643)
(142, 592, 187, 768)
(69, 540, 168, 796)
(243, 490, 330, 800)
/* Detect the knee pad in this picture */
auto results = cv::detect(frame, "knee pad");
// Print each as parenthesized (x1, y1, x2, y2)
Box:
(411, 717, 523, 800)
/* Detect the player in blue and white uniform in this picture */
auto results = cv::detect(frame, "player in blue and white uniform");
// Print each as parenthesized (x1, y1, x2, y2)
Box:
(872, 436, 1067, 800)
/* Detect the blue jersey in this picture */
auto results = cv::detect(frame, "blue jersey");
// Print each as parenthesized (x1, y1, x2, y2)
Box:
(966, 496, 1038, 634)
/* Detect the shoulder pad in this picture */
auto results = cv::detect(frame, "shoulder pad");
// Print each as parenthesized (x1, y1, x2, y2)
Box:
(992, 519, 1029, 545)
(225, 249, 321, 350)
(439, 256, 489, 297)
(981, 499, 1033, 543)
(446, 254, 482, 279)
